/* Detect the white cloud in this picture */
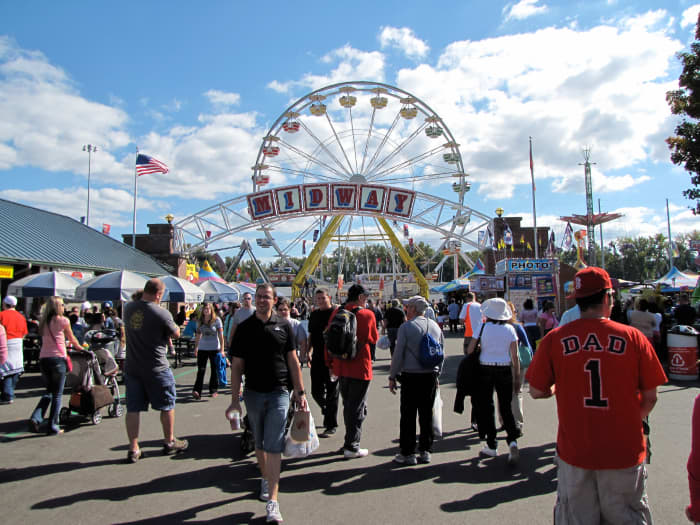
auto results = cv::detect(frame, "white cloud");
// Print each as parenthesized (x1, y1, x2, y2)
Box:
(395, 11, 681, 201)
(681, 5, 700, 28)
(267, 45, 385, 94)
(205, 89, 241, 110)
(0, 37, 131, 177)
(503, 0, 548, 22)
(2, 187, 165, 228)
(379, 26, 429, 59)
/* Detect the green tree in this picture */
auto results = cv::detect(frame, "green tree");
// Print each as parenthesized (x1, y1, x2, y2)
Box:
(666, 13, 700, 215)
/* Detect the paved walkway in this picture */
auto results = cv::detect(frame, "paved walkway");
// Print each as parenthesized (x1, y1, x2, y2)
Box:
(1, 333, 696, 524)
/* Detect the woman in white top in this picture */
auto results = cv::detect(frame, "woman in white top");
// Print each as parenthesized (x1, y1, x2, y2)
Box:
(466, 298, 521, 464)
(192, 303, 225, 399)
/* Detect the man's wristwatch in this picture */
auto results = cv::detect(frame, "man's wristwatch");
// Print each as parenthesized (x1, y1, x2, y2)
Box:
(297, 390, 305, 396)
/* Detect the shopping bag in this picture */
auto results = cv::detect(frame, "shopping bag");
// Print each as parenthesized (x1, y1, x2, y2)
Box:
(376, 335, 390, 350)
(432, 388, 443, 439)
(290, 409, 311, 443)
(283, 412, 319, 458)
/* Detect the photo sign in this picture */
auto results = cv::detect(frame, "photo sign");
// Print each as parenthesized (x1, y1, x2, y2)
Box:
(247, 184, 416, 221)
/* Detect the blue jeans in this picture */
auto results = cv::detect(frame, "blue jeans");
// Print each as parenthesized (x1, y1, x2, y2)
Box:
(31, 357, 67, 434)
(1, 373, 20, 401)
(244, 389, 290, 453)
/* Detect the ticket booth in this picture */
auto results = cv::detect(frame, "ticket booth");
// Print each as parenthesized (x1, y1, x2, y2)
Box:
(495, 258, 560, 314)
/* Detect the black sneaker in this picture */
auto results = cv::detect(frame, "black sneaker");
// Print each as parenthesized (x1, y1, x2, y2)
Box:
(126, 449, 142, 463)
(320, 427, 337, 438)
(163, 438, 189, 455)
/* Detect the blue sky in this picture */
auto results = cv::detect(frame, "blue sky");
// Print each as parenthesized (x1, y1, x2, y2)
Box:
(1, 0, 699, 265)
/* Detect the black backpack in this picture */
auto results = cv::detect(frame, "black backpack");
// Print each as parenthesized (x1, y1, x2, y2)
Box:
(324, 306, 361, 360)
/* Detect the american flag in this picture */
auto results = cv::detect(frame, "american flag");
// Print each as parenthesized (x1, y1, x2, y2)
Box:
(135, 154, 169, 176)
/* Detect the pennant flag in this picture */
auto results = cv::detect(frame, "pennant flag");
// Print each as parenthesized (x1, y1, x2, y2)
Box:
(135, 153, 169, 176)
(321, 215, 327, 227)
(474, 259, 485, 272)
(403, 224, 409, 237)
(302, 240, 306, 255)
(563, 222, 573, 250)
(205, 231, 211, 239)
(313, 229, 319, 242)
(102, 223, 111, 235)
(546, 230, 556, 257)
(671, 240, 680, 258)
(504, 224, 513, 246)
(478, 230, 486, 248)
(526, 241, 532, 251)
(520, 234, 525, 245)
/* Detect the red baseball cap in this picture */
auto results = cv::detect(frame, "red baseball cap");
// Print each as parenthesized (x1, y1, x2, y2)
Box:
(567, 266, 613, 299)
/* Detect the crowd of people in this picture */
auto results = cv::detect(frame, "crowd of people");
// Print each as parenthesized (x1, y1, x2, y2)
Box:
(3, 271, 700, 523)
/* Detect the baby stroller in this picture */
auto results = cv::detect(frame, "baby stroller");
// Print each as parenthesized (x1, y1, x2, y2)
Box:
(59, 345, 122, 426)
(86, 328, 125, 381)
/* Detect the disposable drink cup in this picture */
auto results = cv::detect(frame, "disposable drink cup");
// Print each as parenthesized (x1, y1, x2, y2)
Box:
(227, 409, 241, 430)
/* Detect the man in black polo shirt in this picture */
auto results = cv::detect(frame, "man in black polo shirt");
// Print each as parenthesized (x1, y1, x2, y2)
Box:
(227, 283, 307, 524)
(307, 287, 338, 437)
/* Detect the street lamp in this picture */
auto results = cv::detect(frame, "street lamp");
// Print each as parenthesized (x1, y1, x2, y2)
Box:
(82, 144, 97, 226)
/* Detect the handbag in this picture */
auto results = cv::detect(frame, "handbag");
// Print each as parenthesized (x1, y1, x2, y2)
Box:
(518, 343, 533, 367)
(463, 324, 486, 396)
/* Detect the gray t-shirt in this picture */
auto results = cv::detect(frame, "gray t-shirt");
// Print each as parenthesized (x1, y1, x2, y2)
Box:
(389, 315, 444, 378)
(124, 300, 178, 375)
(197, 317, 223, 351)
(232, 306, 255, 328)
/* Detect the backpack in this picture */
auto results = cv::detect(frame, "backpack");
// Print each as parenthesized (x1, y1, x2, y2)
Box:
(418, 319, 444, 368)
(324, 306, 361, 360)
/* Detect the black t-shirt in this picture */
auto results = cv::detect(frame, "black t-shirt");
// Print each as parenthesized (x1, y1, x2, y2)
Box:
(308, 307, 334, 364)
(231, 313, 295, 392)
(385, 306, 406, 329)
(675, 304, 697, 326)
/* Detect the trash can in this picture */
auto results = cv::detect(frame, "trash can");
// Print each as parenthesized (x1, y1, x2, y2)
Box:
(667, 325, 699, 381)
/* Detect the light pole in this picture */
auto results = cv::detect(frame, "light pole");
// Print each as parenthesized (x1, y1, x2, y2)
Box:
(83, 144, 97, 226)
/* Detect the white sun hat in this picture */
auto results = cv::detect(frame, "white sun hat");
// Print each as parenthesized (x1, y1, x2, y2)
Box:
(481, 297, 512, 321)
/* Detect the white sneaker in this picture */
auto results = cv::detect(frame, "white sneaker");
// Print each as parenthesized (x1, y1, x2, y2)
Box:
(393, 453, 417, 465)
(418, 451, 431, 463)
(259, 478, 270, 501)
(344, 448, 369, 459)
(479, 443, 498, 457)
(508, 441, 519, 465)
(266, 500, 283, 522)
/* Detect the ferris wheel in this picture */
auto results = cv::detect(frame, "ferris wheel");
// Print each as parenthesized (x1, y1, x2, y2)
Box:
(252, 81, 470, 202)
(173, 81, 492, 289)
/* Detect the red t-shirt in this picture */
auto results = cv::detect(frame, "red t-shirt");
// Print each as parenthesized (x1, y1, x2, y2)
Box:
(0, 309, 28, 340)
(327, 306, 378, 381)
(526, 318, 667, 470)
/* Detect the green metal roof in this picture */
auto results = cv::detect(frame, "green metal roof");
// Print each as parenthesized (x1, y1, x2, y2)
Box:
(0, 198, 170, 275)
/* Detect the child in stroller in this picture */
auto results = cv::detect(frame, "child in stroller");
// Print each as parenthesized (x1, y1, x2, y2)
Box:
(60, 329, 123, 426)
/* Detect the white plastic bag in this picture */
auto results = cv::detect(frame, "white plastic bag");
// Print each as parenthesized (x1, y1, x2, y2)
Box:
(377, 335, 390, 350)
(283, 412, 320, 458)
(432, 388, 443, 439)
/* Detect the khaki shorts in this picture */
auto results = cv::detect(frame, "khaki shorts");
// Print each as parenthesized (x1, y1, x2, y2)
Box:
(554, 456, 652, 525)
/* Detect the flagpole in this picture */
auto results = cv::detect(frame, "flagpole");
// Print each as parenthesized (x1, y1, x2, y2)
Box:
(132, 147, 138, 248)
(529, 136, 539, 259)
(666, 198, 673, 269)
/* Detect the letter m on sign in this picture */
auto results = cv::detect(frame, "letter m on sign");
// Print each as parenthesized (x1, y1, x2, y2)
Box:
(247, 191, 276, 220)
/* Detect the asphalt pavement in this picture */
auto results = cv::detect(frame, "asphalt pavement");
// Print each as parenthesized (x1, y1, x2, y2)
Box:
(1, 332, 696, 524)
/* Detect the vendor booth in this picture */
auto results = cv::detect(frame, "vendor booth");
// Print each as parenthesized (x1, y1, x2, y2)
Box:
(495, 258, 560, 313)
